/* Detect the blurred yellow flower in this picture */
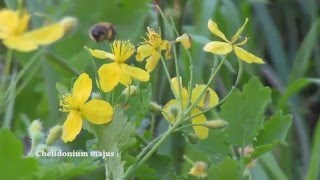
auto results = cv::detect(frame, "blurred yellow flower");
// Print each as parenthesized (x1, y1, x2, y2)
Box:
(0, 9, 65, 52)
(162, 77, 219, 139)
(203, 18, 264, 64)
(176, 33, 192, 49)
(189, 161, 208, 178)
(136, 27, 171, 72)
(86, 40, 150, 92)
(59, 73, 113, 142)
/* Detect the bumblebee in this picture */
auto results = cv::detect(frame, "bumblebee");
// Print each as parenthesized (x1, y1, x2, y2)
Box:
(89, 22, 116, 42)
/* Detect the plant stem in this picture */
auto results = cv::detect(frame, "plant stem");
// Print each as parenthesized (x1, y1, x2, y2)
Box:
(184, 56, 227, 116)
(0, 50, 14, 92)
(185, 59, 243, 121)
(124, 120, 181, 179)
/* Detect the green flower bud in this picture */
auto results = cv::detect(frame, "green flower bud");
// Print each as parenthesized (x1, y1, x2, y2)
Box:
(203, 119, 228, 129)
(122, 85, 138, 96)
(149, 102, 162, 114)
(46, 125, 63, 145)
(186, 133, 199, 144)
(28, 119, 43, 140)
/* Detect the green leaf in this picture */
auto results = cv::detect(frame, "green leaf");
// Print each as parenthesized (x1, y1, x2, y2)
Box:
(0, 128, 38, 179)
(278, 78, 311, 109)
(56, 82, 69, 99)
(191, 130, 230, 164)
(208, 157, 244, 180)
(289, 18, 320, 82)
(255, 111, 292, 146)
(147, 154, 172, 178)
(260, 152, 288, 180)
(36, 157, 102, 179)
(126, 84, 152, 125)
(221, 77, 271, 147)
(306, 117, 320, 180)
(96, 107, 136, 179)
(253, 4, 289, 83)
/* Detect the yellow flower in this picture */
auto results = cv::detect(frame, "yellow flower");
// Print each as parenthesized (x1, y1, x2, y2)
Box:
(136, 27, 171, 72)
(189, 161, 208, 178)
(86, 40, 150, 92)
(203, 18, 264, 64)
(176, 33, 192, 49)
(162, 77, 219, 139)
(0, 9, 65, 52)
(59, 73, 113, 142)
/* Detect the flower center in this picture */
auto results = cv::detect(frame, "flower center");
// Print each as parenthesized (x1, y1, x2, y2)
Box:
(59, 94, 81, 112)
(111, 40, 135, 63)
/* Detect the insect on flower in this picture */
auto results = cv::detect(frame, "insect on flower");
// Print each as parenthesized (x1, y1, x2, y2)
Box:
(89, 22, 116, 42)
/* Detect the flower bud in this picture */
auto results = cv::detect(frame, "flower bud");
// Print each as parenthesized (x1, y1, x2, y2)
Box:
(176, 33, 192, 49)
(149, 102, 162, 114)
(203, 119, 228, 129)
(28, 119, 43, 139)
(189, 161, 208, 178)
(122, 85, 138, 96)
(60, 16, 78, 33)
(46, 125, 63, 145)
(186, 133, 199, 144)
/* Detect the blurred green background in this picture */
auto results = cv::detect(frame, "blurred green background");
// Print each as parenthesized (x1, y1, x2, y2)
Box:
(0, 0, 320, 179)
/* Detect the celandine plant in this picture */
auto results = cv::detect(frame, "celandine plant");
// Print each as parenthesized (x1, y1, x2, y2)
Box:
(0, 3, 292, 179)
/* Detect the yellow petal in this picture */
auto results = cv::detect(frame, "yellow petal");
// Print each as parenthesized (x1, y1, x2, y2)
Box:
(86, 47, 115, 60)
(208, 19, 229, 42)
(62, 110, 82, 142)
(171, 77, 189, 105)
(81, 99, 113, 124)
(145, 52, 160, 73)
(160, 40, 171, 50)
(135, 44, 154, 62)
(72, 73, 92, 105)
(22, 23, 64, 45)
(162, 99, 179, 124)
(119, 72, 132, 86)
(203, 41, 233, 55)
(98, 63, 121, 92)
(121, 64, 150, 82)
(0, 9, 30, 38)
(176, 33, 192, 49)
(231, 18, 249, 43)
(234, 46, 264, 64)
(3, 36, 38, 52)
(191, 109, 208, 139)
(191, 85, 219, 108)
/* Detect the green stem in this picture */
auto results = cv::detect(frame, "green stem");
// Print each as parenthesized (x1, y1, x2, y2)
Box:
(184, 56, 227, 116)
(0, 50, 14, 92)
(124, 120, 181, 179)
(136, 133, 165, 161)
(47, 51, 80, 76)
(172, 44, 184, 110)
(174, 123, 206, 132)
(185, 58, 243, 121)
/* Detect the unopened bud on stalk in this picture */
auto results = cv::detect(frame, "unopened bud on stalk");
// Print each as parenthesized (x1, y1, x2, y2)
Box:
(46, 125, 63, 145)
(28, 119, 43, 140)
(149, 102, 162, 114)
(203, 119, 228, 129)
(60, 16, 78, 33)
(186, 133, 199, 144)
(176, 33, 192, 49)
(189, 161, 208, 178)
(122, 85, 138, 96)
